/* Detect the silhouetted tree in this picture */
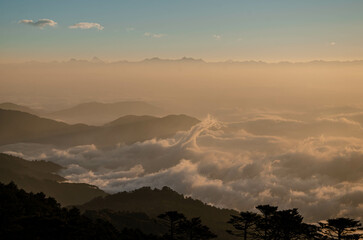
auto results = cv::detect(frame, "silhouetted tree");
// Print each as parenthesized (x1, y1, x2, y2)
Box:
(227, 211, 260, 240)
(319, 218, 362, 240)
(255, 205, 278, 240)
(226, 205, 318, 240)
(273, 208, 304, 240)
(300, 223, 323, 240)
(344, 234, 362, 240)
(158, 211, 186, 240)
(179, 217, 217, 240)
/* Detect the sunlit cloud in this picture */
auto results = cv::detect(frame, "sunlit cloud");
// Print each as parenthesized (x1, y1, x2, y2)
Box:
(213, 34, 221, 40)
(3, 109, 363, 222)
(69, 22, 104, 30)
(330, 42, 336, 46)
(144, 32, 166, 38)
(18, 19, 57, 29)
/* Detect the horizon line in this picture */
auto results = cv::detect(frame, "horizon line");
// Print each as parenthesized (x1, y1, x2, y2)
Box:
(1, 56, 363, 65)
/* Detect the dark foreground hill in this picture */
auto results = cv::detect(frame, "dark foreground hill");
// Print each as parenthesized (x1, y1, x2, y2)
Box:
(80, 186, 237, 240)
(83, 210, 168, 236)
(0, 109, 199, 148)
(0, 153, 106, 206)
(0, 182, 160, 240)
(46, 101, 166, 125)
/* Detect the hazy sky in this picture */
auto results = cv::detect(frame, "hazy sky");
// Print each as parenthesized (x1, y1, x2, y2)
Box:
(1, 0, 363, 62)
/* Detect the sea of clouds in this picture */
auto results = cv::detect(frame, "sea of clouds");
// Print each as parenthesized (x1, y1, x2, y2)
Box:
(1, 107, 363, 222)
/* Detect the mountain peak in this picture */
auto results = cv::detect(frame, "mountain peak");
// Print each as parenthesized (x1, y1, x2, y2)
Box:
(142, 57, 205, 63)
(91, 56, 104, 63)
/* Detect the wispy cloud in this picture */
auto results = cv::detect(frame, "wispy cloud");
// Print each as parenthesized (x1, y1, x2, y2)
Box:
(330, 41, 336, 46)
(126, 27, 135, 32)
(69, 22, 104, 30)
(144, 32, 166, 38)
(213, 34, 221, 40)
(18, 19, 57, 29)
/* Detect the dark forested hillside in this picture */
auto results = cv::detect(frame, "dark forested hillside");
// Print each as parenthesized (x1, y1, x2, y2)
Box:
(0, 153, 106, 206)
(79, 186, 237, 240)
(0, 182, 162, 240)
(84, 210, 168, 235)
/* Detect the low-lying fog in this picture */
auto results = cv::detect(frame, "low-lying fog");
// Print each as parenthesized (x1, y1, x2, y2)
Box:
(1, 60, 362, 222)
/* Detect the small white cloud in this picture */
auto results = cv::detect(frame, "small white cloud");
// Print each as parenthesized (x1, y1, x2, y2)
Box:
(330, 42, 336, 46)
(144, 32, 166, 38)
(126, 27, 135, 32)
(18, 19, 57, 29)
(213, 34, 221, 40)
(69, 22, 104, 30)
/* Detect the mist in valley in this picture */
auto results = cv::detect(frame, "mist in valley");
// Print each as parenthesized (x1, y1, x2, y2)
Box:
(1, 60, 363, 222)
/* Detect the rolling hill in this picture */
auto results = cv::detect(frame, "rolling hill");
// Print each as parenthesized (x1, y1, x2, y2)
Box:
(46, 101, 166, 125)
(0, 109, 199, 148)
(0, 153, 107, 206)
(0, 109, 93, 146)
(0, 102, 40, 115)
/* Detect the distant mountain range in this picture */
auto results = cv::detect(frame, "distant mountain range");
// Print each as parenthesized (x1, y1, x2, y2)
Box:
(8, 57, 363, 66)
(0, 109, 199, 147)
(0, 153, 106, 206)
(141, 57, 205, 64)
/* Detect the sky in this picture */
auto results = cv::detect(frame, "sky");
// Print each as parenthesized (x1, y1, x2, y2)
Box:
(1, 0, 363, 62)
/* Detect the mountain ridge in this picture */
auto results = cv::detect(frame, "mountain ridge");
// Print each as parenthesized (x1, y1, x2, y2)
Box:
(0, 153, 107, 206)
(46, 101, 166, 125)
(0, 109, 199, 148)
(0, 102, 41, 115)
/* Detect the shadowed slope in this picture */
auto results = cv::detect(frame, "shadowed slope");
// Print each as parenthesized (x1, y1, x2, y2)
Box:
(0, 153, 107, 206)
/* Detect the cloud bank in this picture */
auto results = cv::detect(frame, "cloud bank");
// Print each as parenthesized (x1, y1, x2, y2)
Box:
(69, 22, 104, 30)
(1, 109, 362, 222)
(18, 19, 57, 28)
